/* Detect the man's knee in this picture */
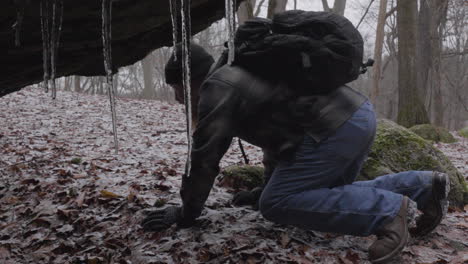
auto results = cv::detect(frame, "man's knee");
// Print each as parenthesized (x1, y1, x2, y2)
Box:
(258, 190, 283, 222)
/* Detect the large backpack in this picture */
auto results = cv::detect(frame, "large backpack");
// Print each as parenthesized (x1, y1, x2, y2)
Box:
(233, 10, 368, 94)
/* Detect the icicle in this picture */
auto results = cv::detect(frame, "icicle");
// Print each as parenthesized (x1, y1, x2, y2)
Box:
(102, 0, 119, 154)
(13, 1, 25, 47)
(40, 0, 50, 92)
(169, 0, 178, 61)
(50, 0, 63, 100)
(181, 0, 193, 177)
(225, 0, 236, 65)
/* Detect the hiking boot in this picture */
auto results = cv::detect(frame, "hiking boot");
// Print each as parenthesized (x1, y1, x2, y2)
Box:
(369, 197, 410, 264)
(410, 172, 450, 237)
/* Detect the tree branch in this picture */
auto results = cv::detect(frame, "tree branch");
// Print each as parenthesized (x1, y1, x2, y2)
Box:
(442, 50, 468, 57)
(255, 0, 266, 16)
(386, 6, 397, 18)
(356, 0, 376, 29)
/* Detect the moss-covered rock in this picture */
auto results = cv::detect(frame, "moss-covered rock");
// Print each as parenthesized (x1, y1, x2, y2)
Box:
(459, 127, 468, 138)
(219, 165, 264, 191)
(360, 119, 467, 208)
(409, 124, 457, 143)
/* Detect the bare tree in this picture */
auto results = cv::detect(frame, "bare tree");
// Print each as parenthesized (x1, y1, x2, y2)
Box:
(442, 0, 468, 129)
(396, 0, 430, 127)
(370, 0, 388, 104)
(74, 76, 81, 93)
(238, 0, 256, 24)
(320, 0, 347, 16)
(417, 0, 449, 126)
(141, 55, 155, 99)
(267, 0, 288, 19)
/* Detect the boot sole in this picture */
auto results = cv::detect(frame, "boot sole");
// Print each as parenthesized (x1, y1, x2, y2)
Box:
(413, 172, 450, 237)
(370, 231, 410, 264)
(371, 198, 410, 264)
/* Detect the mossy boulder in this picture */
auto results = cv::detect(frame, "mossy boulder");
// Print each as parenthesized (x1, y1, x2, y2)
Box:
(459, 127, 468, 138)
(409, 124, 457, 143)
(359, 119, 467, 208)
(219, 165, 264, 191)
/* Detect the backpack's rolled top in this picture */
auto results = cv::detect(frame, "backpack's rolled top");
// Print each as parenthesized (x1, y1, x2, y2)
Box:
(233, 10, 365, 94)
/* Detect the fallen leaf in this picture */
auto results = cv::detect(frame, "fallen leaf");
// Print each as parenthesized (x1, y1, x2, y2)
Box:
(21, 178, 39, 185)
(73, 174, 87, 179)
(0, 247, 10, 259)
(100, 190, 120, 199)
(76, 191, 86, 207)
(280, 232, 291, 248)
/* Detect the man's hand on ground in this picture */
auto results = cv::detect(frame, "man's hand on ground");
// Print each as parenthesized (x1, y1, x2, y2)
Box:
(232, 187, 263, 209)
(141, 206, 182, 232)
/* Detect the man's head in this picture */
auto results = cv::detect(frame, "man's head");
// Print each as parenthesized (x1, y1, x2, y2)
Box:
(165, 43, 215, 103)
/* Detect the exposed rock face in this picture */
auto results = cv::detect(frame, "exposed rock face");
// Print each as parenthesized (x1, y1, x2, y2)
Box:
(223, 119, 467, 208)
(0, 0, 236, 97)
(409, 124, 457, 143)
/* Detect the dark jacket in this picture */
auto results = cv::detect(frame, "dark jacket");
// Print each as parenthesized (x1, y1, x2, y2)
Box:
(180, 65, 366, 221)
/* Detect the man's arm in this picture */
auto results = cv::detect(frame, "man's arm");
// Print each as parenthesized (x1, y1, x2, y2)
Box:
(179, 78, 237, 223)
(142, 75, 238, 232)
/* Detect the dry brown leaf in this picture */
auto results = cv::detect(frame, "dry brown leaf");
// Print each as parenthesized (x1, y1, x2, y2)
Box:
(0, 247, 11, 259)
(100, 190, 120, 199)
(5, 196, 19, 204)
(76, 191, 86, 207)
(73, 174, 87, 179)
(21, 178, 39, 185)
(127, 186, 138, 202)
(280, 232, 291, 248)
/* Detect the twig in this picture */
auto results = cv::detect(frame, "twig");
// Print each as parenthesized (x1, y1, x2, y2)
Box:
(238, 138, 249, 164)
(356, 0, 376, 30)
(108, 200, 126, 215)
(254, 0, 266, 17)
(290, 235, 315, 247)
(386, 6, 397, 18)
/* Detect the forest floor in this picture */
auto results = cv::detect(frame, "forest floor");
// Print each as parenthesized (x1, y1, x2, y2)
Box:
(0, 87, 467, 264)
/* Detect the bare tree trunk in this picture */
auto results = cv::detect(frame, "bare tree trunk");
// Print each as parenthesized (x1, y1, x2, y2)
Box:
(267, 0, 287, 19)
(238, 0, 256, 24)
(113, 72, 119, 97)
(430, 0, 448, 127)
(396, 0, 430, 127)
(320, 0, 347, 16)
(74, 76, 81, 93)
(321, 0, 331, 11)
(63, 77, 70, 91)
(417, 0, 448, 127)
(370, 0, 388, 104)
(333, 0, 347, 16)
(141, 54, 154, 99)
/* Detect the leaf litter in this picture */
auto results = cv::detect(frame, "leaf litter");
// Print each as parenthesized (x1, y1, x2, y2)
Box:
(0, 87, 467, 263)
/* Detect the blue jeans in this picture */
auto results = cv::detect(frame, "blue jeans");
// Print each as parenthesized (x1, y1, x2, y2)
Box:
(259, 101, 434, 236)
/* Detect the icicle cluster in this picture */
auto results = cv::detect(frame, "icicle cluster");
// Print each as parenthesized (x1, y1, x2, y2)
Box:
(39, 0, 63, 98)
(225, 0, 236, 65)
(181, 0, 193, 177)
(102, 0, 119, 154)
(169, 0, 178, 61)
